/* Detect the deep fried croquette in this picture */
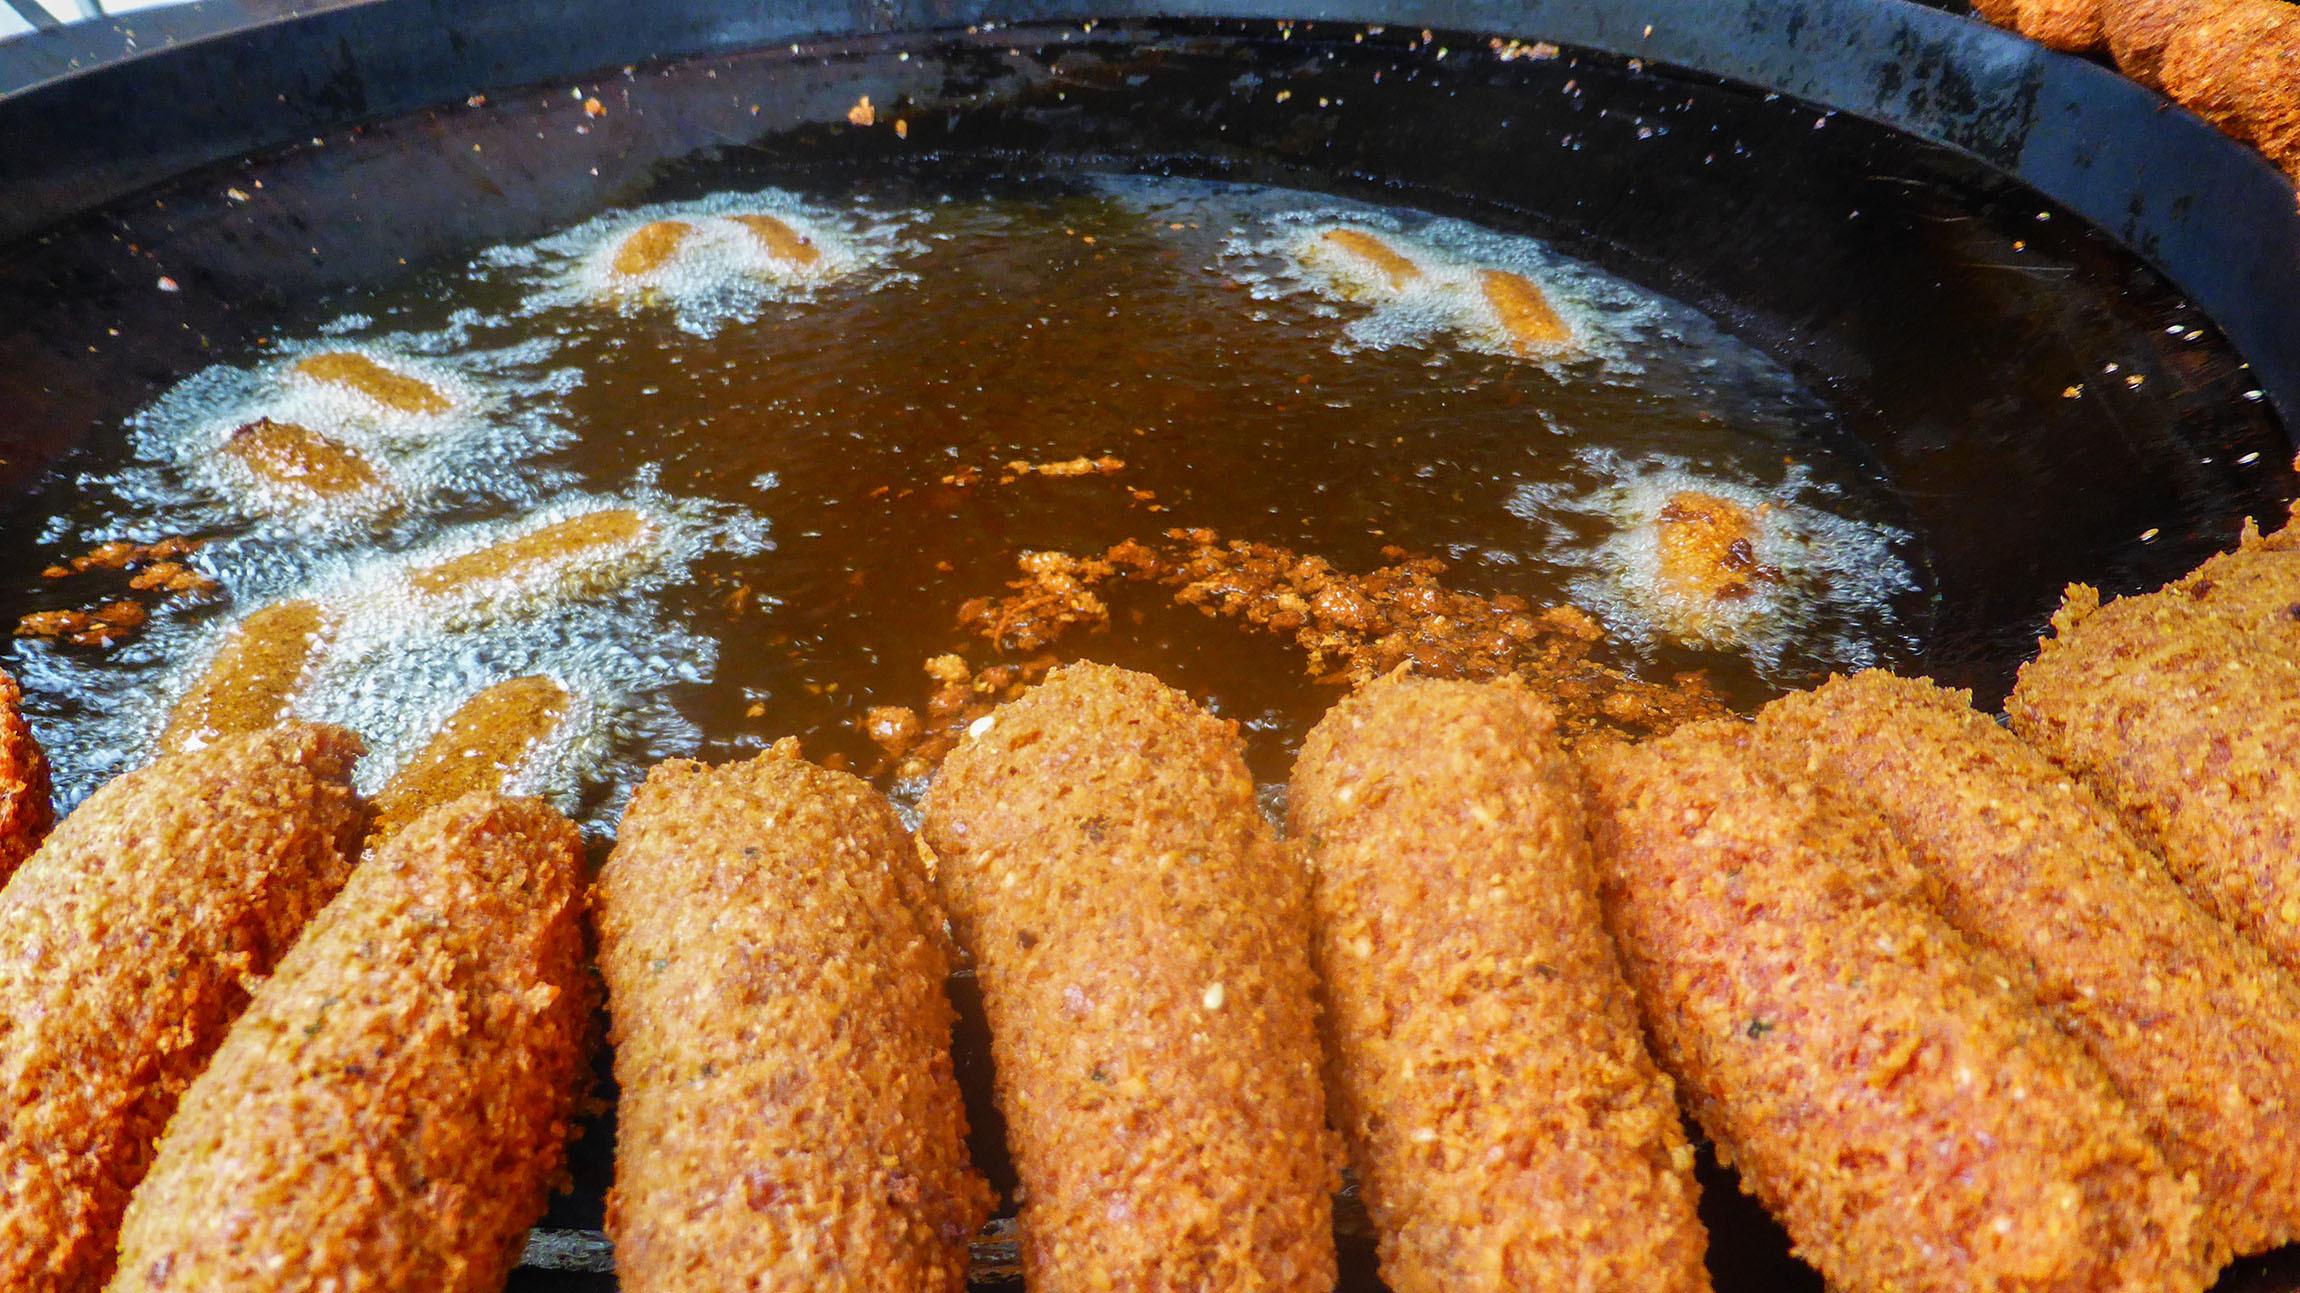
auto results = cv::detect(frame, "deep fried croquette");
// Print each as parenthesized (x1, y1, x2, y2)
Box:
(730, 213, 823, 267)
(598, 747, 992, 1291)
(407, 508, 657, 602)
(1756, 670, 2300, 1260)
(1289, 675, 1710, 1293)
(156, 598, 337, 756)
(291, 351, 451, 415)
(1973, 0, 2106, 50)
(109, 794, 592, 1291)
(1315, 228, 1423, 292)
(370, 675, 569, 841)
(2008, 518, 2300, 975)
(2159, 0, 2300, 181)
(0, 668, 53, 886)
(612, 219, 696, 278)
(1478, 268, 1574, 354)
(922, 662, 1340, 1293)
(0, 724, 363, 1292)
(1579, 722, 2213, 1293)
(2104, 0, 2216, 84)
(222, 416, 386, 506)
(1653, 491, 1772, 621)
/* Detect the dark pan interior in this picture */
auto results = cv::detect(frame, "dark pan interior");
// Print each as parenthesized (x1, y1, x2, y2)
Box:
(0, 19, 2294, 1291)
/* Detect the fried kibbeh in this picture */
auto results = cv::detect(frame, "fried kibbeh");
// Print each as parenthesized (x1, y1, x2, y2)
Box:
(221, 417, 388, 509)
(1289, 675, 1710, 1293)
(2009, 519, 2300, 975)
(1973, 0, 2106, 49)
(290, 351, 451, 416)
(369, 675, 570, 841)
(1756, 670, 2300, 1259)
(730, 212, 824, 268)
(0, 668, 53, 886)
(109, 794, 592, 1292)
(922, 662, 1340, 1293)
(156, 598, 338, 756)
(1580, 723, 2213, 1293)
(2105, 0, 2214, 84)
(611, 219, 696, 279)
(1312, 228, 1424, 293)
(1478, 268, 1575, 354)
(598, 747, 991, 1291)
(0, 724, 363, 1293)
(407, 508, 658, 604)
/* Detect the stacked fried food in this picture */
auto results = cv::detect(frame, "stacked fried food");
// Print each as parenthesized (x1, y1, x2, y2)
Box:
(1975, 0, 2300, 185)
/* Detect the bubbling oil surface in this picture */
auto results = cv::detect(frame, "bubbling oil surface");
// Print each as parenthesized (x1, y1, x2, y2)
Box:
(2, 169, 1926, 825)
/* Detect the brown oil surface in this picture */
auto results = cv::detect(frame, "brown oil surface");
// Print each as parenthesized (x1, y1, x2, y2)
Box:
(2, 170, 1925, 820)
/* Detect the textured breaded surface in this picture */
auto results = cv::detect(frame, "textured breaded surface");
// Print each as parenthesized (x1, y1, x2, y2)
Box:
(2008, 519, 2300, 976)
(1973, 0, 2105, 49)
(923, 662, 1340, 1293)
(371, 675, 569, 841)
(2104, 0, 2213, 83)
(1478, 269, 1573, 353)
(731, 213, 823, 267)
(0, 724, 363, 1293)
(1652, 490, 1767, 633)
(1316, 228, 1422, 291)
(2159, 1, 2300, 180)
(291, 351, 450, 415)
(409, 508, 656, 601)
(223, 417, 385, 504)
(1580, 723, 2212, 1293)
(598, 747, 991, 1291)
(0, 668, 53, 886)
(1757, 670, 2300, 1260)
(110, 794, 591, 1291)
(1289, 675, 1710, 1293)
(157, 598, 337, 756)
(612, 219, 694, 277)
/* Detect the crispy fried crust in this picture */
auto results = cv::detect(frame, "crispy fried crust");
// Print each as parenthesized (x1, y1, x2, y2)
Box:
(2008, 520, 2300, 975)
(408, 509, 656, 601)
(291, 351, 450, 415)
(223, 417, 386, 505)
(1756, 670, 2300, 1259)
(1316, 228, 1423, 292)
(1579, 722, 2213, 1293)
(598, 748, 991, 1291)
(2158, 0, 2300, 180)
(109, 793, 592, 1291)
(0, 668, 54, 886)
(0, 724, 363, 1293)
(2103, 0, 2216, 84)
(612, 220, 696, 278)
(922, 662, 1340, 1293)
(1973, 0, 2106, 49)
(731, 213, 823, 267)
(370, 675, 569, 841)
(157, 599, 338, 756)
(1289, 675, 1710, 1293)
(1477, 269, 1574, 354)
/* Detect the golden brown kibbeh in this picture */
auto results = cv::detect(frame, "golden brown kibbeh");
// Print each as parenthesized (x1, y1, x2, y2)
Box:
(109, 794, 591, 1292)
(0, 668, 53, 886)
(2008, 518, 2300, 976)
(0, 724, 363, 1293)
(598, 747, 991, 1291)
(1756, 669, 2300, 1260)
(923, 662, 1341, 1293)
(1290, 674, 1710, 1292)
(1580, 723, 2213, 1293)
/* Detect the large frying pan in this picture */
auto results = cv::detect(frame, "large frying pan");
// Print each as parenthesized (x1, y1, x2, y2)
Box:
(1, 1, 2296, 1289)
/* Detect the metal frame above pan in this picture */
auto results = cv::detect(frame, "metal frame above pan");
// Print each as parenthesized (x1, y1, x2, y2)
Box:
(1, 0, 2295, 426)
